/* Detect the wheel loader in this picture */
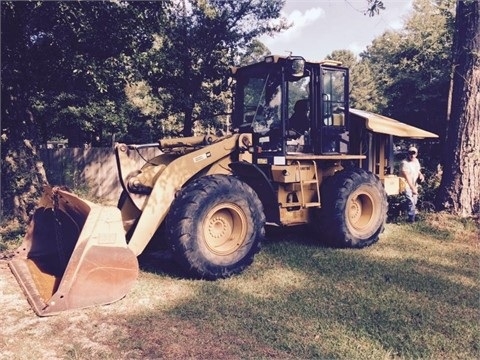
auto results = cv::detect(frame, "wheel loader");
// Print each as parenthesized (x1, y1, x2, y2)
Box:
(9, 55, 438, 316)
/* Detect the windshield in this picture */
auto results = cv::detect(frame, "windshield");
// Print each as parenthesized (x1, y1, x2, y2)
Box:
(239, 71, 282, 135)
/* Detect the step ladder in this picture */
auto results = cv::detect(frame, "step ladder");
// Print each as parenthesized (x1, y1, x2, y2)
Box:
(288, 160, 321, 208)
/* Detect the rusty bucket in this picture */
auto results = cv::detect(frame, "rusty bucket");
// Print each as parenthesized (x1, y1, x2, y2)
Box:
(9, 186, 139, 316)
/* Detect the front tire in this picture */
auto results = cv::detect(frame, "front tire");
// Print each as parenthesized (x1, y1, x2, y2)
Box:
(318, 168, 387, 248)
(166, 175, 265, 279)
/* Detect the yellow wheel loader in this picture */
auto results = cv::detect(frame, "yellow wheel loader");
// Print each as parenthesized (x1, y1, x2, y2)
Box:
(9, 55, 438, 316)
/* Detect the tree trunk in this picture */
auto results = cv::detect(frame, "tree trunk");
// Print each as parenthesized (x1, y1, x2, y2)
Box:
(436, 0, 480, 216)
(182, 105, 194, 137)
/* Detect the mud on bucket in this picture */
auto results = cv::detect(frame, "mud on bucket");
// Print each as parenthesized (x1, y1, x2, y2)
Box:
(9, 186, 138, 316)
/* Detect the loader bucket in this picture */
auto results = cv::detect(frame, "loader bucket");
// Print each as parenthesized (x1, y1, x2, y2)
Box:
(9, 186, 139, 316)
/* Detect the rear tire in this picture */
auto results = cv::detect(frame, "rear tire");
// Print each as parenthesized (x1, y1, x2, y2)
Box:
(316, 168, 387, 248)
(166, 175, 265, 279)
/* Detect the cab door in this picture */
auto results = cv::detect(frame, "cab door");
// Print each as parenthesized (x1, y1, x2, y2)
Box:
(317, 66, 349, 154)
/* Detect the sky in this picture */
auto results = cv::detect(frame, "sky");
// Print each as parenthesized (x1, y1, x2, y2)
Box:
(260, 0, 414, 61)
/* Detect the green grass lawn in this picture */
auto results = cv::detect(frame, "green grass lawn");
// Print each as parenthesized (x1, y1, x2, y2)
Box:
(1, 213, 479, 359)
(114, 213, 479, 359)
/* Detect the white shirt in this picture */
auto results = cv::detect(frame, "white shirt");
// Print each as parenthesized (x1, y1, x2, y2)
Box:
(401, 158, 421, 187)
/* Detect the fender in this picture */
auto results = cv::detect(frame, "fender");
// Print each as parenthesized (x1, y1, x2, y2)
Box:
(127, 134, 240, 256)
(229, 161, 280, 224)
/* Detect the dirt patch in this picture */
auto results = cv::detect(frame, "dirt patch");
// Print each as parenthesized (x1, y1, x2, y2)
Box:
(0, 257, 292, 360)
(0, 260, 61, 360)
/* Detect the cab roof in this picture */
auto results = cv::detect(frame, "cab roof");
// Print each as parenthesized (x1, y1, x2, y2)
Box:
(350, 108, 438, 139)
(230, 55, 343, 75)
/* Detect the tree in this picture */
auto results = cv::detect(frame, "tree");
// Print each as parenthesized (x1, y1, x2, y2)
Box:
(141, 0, 288, 136)
(365, 0, 385, 16)
(237, 40, 272, 65)
(2, 2, 49, 222)
(359, 0, 478, 216)
(1, 1, 166, 220)
(325, 49, 379, 111)
(436, 0, 479, 216)
(1, 0, 289, 220)
(360, 0, 455, 138)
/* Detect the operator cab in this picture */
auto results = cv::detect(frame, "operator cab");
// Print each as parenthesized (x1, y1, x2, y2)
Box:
(231, 55, 349, 165)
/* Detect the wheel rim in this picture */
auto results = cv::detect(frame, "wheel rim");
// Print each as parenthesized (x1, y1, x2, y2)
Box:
(346, 189, 375, 234)
(203, 203, 248, 256)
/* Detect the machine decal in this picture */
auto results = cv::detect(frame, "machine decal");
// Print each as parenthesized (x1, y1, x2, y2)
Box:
(193, 152, 211, 163)
(273, 156, 286, 165)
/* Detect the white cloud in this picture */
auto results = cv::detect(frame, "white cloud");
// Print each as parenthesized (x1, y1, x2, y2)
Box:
(385, 0, 412, 30)
(290, 7, 324, 27)
(347, 42, 364, 56)
(262, 7, 325, 49)
(388, 19, 404, 30)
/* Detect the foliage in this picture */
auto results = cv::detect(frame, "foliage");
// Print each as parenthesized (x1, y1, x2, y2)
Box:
(326, 49, 380, 111)
(138, 0, 288, 136)
(1, 0, 477, 218)
(365, 0, 385, 16)
(238, 39, 272, 65)
(2, 0, 288, 145)
(2, 1, 167, 147)
(361, 0, 455, 140)
(1, 1, 168, 218)
(0, 0, 286, 219)
(0, 218, 25, 251)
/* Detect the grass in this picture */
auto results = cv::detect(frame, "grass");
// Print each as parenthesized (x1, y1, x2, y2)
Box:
(113, 213, 480, 359)
(1, 212, 479, 359)
(0, 218, 24, 253)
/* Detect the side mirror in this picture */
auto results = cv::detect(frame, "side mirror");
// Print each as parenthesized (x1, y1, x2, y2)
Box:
(288, 56, 305, 79)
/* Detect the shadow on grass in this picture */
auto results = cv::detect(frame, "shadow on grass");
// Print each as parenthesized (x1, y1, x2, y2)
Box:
(137, 249, 189, 279)
(124, 223, 479, 359)
(137, 224, 325, 279)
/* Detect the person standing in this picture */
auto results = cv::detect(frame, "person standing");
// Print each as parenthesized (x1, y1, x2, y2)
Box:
(400, 146, 425, 222)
